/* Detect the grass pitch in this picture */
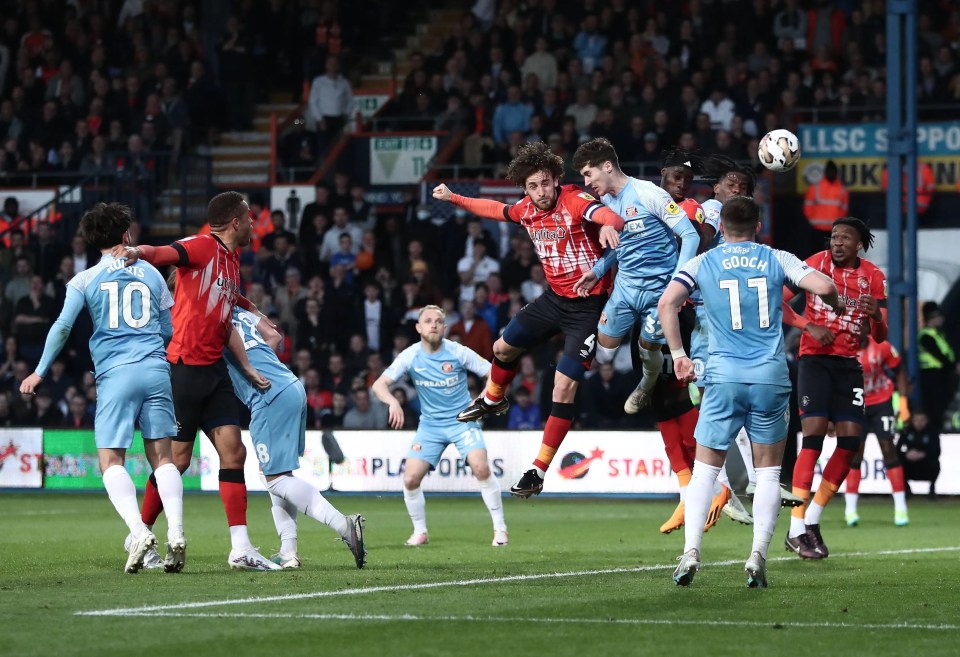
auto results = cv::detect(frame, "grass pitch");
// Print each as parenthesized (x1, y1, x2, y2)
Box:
(1, 492, 958, 657)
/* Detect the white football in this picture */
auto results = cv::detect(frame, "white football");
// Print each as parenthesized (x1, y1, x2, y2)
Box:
(758, 129, 801, 172)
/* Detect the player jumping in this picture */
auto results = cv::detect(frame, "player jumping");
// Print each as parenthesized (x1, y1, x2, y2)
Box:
(432, 141, 625, 498)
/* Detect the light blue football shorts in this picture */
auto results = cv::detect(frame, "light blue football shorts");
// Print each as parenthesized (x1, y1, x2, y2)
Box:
(249, 382, 307, 476)
(695, 382, 791, 450)
(598, 281, 665, 344)
(94, 358, 176, 449)
(408, 420, 486, 468)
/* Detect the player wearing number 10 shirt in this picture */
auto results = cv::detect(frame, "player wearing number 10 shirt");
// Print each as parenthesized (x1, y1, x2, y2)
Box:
(20, 203, 186, 574)
(781, 217, 888, 560)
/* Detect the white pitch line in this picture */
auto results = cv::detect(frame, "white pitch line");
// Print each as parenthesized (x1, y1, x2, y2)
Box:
(106, 611, 960, 632)
(76, 545, 960, 617)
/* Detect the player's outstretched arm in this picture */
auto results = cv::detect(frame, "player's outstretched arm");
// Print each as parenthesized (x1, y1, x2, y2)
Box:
(658, 280, 695, 383)
(226, 327, 271, 391)
(21, 286, 86, 395)
(371, 374, 404, 430)
(433, 183, 509, 221)
(109, 243, 182, 266)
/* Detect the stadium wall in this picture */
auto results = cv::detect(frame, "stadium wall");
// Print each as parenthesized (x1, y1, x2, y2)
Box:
(1, 430, 956, 496)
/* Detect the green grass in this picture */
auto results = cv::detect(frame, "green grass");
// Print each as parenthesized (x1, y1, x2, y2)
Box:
(1, 492, 958, 657)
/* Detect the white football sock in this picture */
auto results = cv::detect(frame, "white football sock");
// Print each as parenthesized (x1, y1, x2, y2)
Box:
(804, 500, 825, 526)
(229, 525, 254, 551)
(893, 491, 907, 513)
(270, 493, 299, 555)
(102, 464, 146, 537)
(845, 492, 859, 516)
(403, 486, 428, 534)
(637, 345, 664, 392)
(716, 464, 731, 492)
(477, 475, 507, 531)
(594, 344, 617, 365)
(679, 483, 687, 502)
(751, 466, 782, 560)
(534, 466, 546, 478)
(153, 462, 184, 537)
(267, 475, 349, 538)
(734, 429, 757, 486)
(789, 516, 806, 538)
(683, 460, 722, 554)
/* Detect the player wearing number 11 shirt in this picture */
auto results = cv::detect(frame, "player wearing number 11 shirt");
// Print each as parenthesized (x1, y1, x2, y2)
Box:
(432, 142, 625, 498)
(20, 203, 186, 574)
(781, 217, 888, 560)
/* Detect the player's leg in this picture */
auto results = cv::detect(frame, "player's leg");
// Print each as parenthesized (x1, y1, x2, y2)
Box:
(674, 383, 742, 586)
(623, 290, 664, 413)
(743, 384, 792, 588)
(593, 284, 632, 366)
(261, 385, 363, 567)
(844, 439, 866, 526)
(94, 366, 158, 573)
(804, 361, 865, 554)
(462, 429, 507, 545)
(658, 408, 697, 534)
(788, 356, 831, 546)
(458, 299, 551, 421)
(871, 400, 908, 524)
(139, 359, 186, 572)
(402, 455, 433, 545)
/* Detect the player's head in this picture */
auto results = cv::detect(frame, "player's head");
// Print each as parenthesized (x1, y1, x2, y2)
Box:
(659, 148, 702, 202)
(507, 142, 565, 211)
(830, 217, 872, 265)
(207, 191, 253, 246)
(416, 304, 446, 347)
(703, 154, 755, 202)
(719, 196, 761, 240)
(79, 202, 132, 251)
(573, 137, 622, 197)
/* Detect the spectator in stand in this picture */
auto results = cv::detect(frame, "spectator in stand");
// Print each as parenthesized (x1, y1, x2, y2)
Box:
(219, 16, 255, 132)
(507, 386, 541, 430)
(31, 222, 66, 283)
(492, 85, 532, 148)
(62, 392, 94, 429)
(32, 386, 64, 427)
(581, 362, 635, 429)
(258, 234, 302, 292)
(356, 281, 394, 356)
(274, 268, 309, 331)
(457, 237, 500, 302)
(5, 256, 34, 306)
(12, 274, 57, 364)
(280, 114, 321, 177)
(473, 283, 499, 337)
(523, 37, 558, 90)
(521, 263, 547, 303)
(330, 233, 358, 285)
(448, 299, 494, 361)
(343, 386, 388, 430)
(899, 411, 941, 496)
(307, 56, 353, 143)
(573, 14, 608, 73)
(319, 207, 362, 263)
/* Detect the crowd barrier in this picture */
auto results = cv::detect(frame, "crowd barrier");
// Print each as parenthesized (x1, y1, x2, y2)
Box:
(2, 429, 956, 495)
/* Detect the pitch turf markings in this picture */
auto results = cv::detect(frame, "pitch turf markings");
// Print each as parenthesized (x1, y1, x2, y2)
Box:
(76, 545, 960, 618)
(109, 612, 960, 632)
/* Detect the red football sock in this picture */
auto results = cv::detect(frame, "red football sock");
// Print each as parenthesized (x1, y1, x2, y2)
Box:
(485, 357, 518, 403)
(812, 447, 856, 507)
(533, 402, 574, 472)
(791, 445, 822, 519)
(887, 464, 906, 493)
(676, 407, 699, 466)
(141, 474, 164, 525)
(218, 469, 248, 526)
(659, 416, 694, 474)
(846, 466, 863, 495)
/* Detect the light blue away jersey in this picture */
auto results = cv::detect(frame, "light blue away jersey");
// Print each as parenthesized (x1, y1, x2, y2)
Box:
(71, 254, 173, 377)
(384, 339, 491, 425)
(701, 199, 726, 248)
(594, 177, 698, 290)
(674, 242, 814, 386)
(224, 308, 299, 408)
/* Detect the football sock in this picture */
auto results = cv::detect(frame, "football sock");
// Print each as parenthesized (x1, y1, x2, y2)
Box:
(683, 460, 721, 554)
(734, 428, 757, 486)
(677, 468, 692, 501)
(636, 345, 664, 392)
(140, 473, 164, 525)
(532, 401, 575, 472)
(790, 437, 822, 533)
(789, 515, 807, 538)
(716, 465, 730, 493)
(677, 407, 698, 465)
(659, 417, 695, 475)
(219, 469, 252, 550)
(845, 464, 862, 515)
(484, 357, 518, 404)
(403, 486, 427, 534)
(808, 443, 856, 520)
(266, 475, 349, 538)
(477, 475, 507, 532)
(269, 493, 299, 555)
(153, 462, 184, 536)
(752, 466, 782, 560)
(102, 464, 145, 537)
(887, 463, 907, 512)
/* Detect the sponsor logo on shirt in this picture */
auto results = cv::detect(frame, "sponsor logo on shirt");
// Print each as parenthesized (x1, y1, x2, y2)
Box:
(530, 227, 567, 242)
(625, 206, 638, 217)
(666, 201, 681, 215)
(442, 362, 453, 372)
(578, 192, 597, 201)
(858, 276, 869, 291)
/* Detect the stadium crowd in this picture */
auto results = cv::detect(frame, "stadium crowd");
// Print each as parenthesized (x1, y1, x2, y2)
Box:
(1, 0, 959, 449)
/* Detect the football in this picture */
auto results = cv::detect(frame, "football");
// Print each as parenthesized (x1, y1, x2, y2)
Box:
(758, 128, 801, 172)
